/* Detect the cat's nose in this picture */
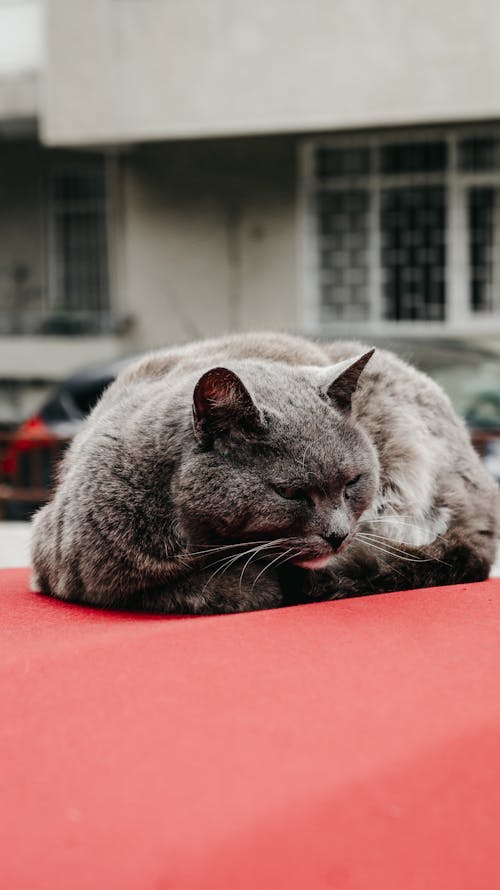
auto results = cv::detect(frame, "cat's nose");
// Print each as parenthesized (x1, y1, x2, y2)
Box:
(326, 531, 348, 552)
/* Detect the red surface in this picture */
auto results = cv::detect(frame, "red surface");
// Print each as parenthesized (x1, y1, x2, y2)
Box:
(1, 568, 500, 889)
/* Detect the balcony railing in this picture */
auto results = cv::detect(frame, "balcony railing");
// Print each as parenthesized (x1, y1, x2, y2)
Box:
(0, 309, 132, 337)
(0, 431, 70, 520)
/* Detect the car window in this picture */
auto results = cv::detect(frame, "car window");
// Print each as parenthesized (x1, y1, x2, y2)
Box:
(41, 389, 79, 423)
(71, 379, 114, 417)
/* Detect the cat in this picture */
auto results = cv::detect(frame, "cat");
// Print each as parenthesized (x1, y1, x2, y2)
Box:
(31, 332, 499, 613)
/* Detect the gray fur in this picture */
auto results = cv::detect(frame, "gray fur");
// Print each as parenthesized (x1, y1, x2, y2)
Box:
(31, 332, 499, 613)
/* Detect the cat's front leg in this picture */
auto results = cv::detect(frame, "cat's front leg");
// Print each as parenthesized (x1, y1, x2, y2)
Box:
(279, 563, 370, 604)
(133, 560, 284, 615)
(280, 531, 495, 604)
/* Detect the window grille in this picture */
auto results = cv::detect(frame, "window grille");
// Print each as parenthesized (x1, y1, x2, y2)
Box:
(380, 186, 445, 322)
(303, 127, 500, 334)
(48, 159, 110, 316)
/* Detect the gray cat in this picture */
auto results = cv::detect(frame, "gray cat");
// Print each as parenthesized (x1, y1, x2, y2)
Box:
(31, 332, 499, 613)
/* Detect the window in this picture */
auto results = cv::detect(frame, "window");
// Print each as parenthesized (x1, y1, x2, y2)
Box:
(380, 186, 445, 322)
(48, 159, 110, 317)
(303, 127, 500, 333)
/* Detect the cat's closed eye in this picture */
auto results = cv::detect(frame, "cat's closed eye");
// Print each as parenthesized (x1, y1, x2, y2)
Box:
(271, 483, 311, 503)
(344, 474, 363, 499)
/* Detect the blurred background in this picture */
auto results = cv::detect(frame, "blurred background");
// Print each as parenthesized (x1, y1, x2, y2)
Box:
(0, 0, 499, 564)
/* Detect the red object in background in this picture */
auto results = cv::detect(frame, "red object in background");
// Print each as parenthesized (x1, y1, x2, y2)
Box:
(1, 415, 56, 476)
(1, 569, 500, 889)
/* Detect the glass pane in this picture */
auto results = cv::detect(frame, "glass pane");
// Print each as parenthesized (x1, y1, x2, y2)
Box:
(315, 147, 370, 180)
(71, 379, 114, 417)
(380, 186, 446, 321)
(51, 163, 110, 314)
(379, 141, 447, 174)
(53, 167, 106, 202)
(317, 189, 370, 321)
(468, 187, 499, 313)
(53, 208, 109, 312)
(459, 138, 500, 172)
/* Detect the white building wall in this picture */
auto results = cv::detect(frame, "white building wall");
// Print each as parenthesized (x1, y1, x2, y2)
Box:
(0, 0, 42, 76)
(117, 138, 299, 351)
(43, 0, 500, 145)
(0, 0, 42, 120)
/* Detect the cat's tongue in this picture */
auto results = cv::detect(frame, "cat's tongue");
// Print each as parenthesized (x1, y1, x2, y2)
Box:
(294, 554, 333, 570)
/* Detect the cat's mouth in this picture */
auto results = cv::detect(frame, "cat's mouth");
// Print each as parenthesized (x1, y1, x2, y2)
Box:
(219, 531, 350, 571)
(292, 553, 334, 570)
(288, 535, 350, 570)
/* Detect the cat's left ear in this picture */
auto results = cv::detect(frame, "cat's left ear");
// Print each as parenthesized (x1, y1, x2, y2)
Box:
(325, 349, 375, 414)
(192, 366, 264, 445)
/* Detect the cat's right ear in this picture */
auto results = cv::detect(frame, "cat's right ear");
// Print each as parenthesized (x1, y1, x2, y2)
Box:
(192, 366, 263, 445)
(325, 349, 375, 414)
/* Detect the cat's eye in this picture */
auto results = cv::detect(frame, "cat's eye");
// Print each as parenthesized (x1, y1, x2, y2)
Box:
(272, 484, 310, 503)
(344, 474, 362, 499)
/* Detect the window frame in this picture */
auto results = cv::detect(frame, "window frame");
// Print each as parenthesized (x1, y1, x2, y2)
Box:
(47, 155, 114, 320)
(300, 125, 500, 337)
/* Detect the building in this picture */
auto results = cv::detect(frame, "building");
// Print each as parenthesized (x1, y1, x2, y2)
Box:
(2, 0, 500, 422)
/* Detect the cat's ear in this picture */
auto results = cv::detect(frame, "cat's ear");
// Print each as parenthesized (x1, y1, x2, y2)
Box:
(325, 349, 375, 414)
(192, 366, 263, 444)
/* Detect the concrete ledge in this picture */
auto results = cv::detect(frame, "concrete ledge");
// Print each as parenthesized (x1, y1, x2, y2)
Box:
(0, 335, 125, 380)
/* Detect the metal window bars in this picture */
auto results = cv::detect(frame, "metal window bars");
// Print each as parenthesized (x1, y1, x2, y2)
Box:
(305, 127, 500, 333)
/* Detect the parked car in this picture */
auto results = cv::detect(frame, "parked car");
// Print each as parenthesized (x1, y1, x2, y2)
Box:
(0, 355, 136, 519)
(1, 338, 500, 520)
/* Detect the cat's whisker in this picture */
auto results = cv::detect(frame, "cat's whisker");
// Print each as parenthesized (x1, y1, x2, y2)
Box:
(238, 540, 283, 594)
(277, 548, 303, 567)
(299, 442, 314, 473)
(171, 539, 279, 560)
(356, 531, 434, 561)
(250, 547, 299, 593)
(204, 538, 287, 572)
(356, 533, 433, 564)
(362, 528, 425, 544)
(360, 516, 448, 543)
(354, 536, 406, 577)
(361, 517, 424, 532)
(189, 541, 273, 559)
(201, 538, 290, 596)
(200, 549, 254, 597)
(356, 532, 424, 560)
(204, 546, 270, 573)
(362, 532, 427, 562)
(357, 529, 453, 568)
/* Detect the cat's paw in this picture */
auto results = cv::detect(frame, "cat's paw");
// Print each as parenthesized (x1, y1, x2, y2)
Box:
(193, 562, 283, 614)
(30, 571, 41, 593)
